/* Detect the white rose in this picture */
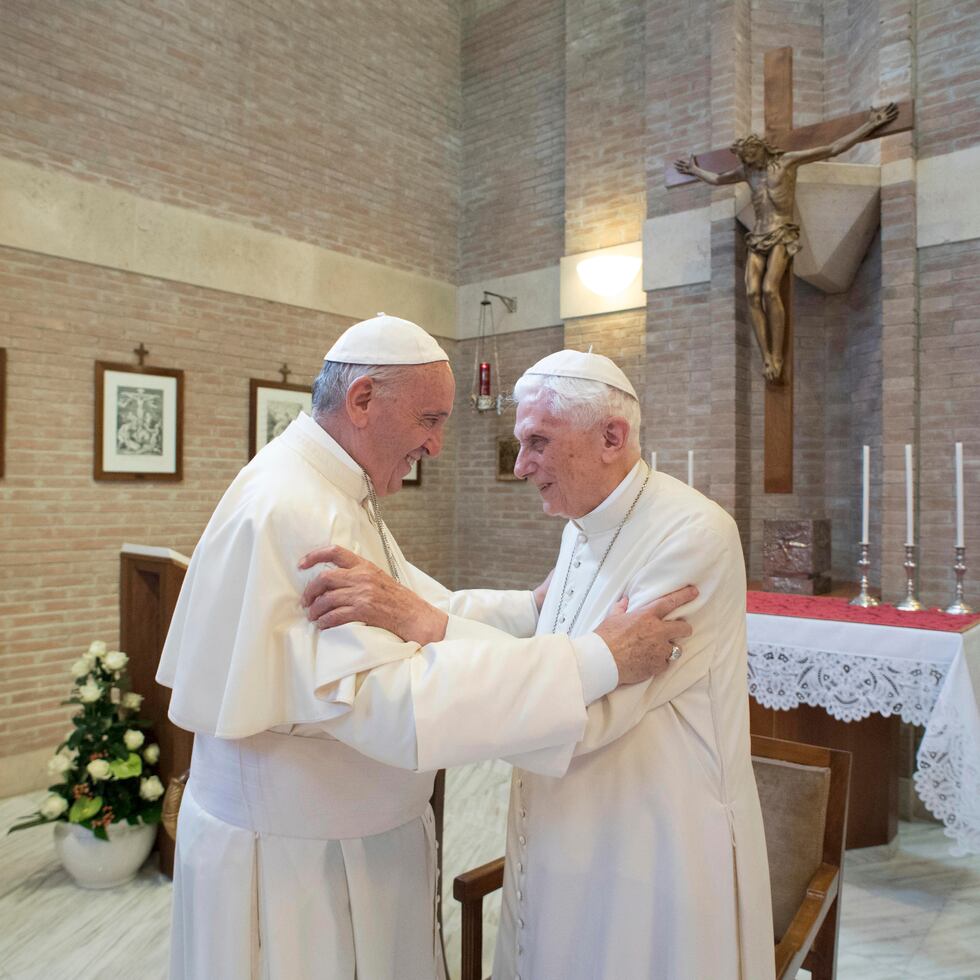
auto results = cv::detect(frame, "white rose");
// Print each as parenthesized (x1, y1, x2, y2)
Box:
(103, 650, 128, 672)
(143, 743, 160, 765)
(47, 753, 72, 776)
(70, 658, 91, 679)
(40, 795, 69, 820)
(78, 680, 102, 703)
(88, 641, 107, 657)
(86, 759, 112, 781)
(139, 775, 164, 801)
(121, 692, 143, 710)
(123, 729, 145, 751)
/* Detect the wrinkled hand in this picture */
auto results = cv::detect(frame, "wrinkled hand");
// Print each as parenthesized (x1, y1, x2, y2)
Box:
(298, 545, 448, 646)
(533, 568, 555, 612)
(674, 154, 697, 176)
(869, 102, 898, 128)
(595, 585, 698, 686)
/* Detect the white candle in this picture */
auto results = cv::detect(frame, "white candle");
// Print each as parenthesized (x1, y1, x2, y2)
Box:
(650, 451, 657, 471)
(955, 442, 965, 548)
(861, 445, 870, 544)
(905, 443, 914, 545)
(687, 450, 694, 487)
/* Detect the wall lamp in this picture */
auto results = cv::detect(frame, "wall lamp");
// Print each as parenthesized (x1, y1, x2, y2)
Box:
(559, 241, 645, 318)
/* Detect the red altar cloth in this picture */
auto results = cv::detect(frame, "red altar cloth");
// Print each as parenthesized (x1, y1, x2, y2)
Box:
(746, 591, 980, 633)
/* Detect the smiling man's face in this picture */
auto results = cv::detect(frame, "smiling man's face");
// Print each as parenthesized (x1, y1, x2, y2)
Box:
(363, 361, 455, 496)
(512, 392, 609, 519)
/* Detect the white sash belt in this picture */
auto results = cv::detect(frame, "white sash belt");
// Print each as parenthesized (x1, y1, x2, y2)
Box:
(188, 730, 434, 840)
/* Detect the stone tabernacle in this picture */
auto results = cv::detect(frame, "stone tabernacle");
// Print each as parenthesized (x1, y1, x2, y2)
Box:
(763, 519, 832, 595)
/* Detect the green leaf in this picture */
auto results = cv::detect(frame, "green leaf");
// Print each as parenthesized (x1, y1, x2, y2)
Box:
(68, 796, 102, 824)
(92, 824, 109, 841)
(7, 816, 51, 834)
(140, 804, 162, 825)
(108, 753, 142, 780)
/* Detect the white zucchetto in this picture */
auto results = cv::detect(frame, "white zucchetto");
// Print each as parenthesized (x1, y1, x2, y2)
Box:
(520, 349, 638, 399)
(323, 313, 450, 365)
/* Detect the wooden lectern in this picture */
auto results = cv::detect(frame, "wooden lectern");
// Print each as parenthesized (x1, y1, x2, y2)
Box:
(120, 543, 192, 878)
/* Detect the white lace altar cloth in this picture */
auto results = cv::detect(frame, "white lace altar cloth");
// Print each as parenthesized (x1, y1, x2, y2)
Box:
(747, 613, 980, 856)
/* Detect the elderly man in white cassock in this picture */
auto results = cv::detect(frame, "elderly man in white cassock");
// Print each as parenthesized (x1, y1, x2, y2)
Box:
(303, 349, 775, 980)
(157, 317, 696, 980)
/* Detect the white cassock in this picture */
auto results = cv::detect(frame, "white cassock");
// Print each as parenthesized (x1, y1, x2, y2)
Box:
(493, 461, 776, 980)
(156, 413, 617, 980)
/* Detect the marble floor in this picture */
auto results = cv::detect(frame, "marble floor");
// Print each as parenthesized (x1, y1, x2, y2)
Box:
(2, 779, 979, 980)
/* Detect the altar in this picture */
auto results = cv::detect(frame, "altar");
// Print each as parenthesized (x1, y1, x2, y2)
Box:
(746, 591, 980, 855)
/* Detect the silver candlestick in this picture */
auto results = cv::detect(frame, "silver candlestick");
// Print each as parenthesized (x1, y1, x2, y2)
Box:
(945, 546, 973, 615)
(849, 541, 880, 607)
(895, 543, 924, 611)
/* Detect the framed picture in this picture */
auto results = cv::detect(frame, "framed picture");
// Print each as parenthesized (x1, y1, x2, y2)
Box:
(404, 459, 422, 486)
(497, 435, 523, 481)
(94, 362, 183, 481)
(249, 379, 312, 458)
(0, 348, 6, 479)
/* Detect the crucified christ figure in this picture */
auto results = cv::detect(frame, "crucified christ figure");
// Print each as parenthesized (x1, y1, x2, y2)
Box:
(675, 103, 898, 382)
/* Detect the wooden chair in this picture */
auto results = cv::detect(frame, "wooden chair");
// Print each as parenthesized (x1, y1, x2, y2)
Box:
(452, 734, 850, 980)
(753, 734, 850, 980)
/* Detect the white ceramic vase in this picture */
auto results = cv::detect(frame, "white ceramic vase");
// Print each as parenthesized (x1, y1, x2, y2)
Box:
(53, 820, 156, 889)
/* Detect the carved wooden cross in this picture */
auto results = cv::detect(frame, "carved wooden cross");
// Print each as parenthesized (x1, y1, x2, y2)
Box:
(133, 342, 149, 367)
(279, 362, 292, 383)
(665, 47, 913, 493)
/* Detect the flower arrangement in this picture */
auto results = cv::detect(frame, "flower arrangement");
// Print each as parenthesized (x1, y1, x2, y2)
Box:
(10, 641, 164, 840)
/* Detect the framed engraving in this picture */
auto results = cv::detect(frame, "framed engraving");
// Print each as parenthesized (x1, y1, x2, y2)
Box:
(496, 435, 522, 481)
(94, 362, 183, 481)
(403, 458, 422, 486)
(249, 379, 311, 458)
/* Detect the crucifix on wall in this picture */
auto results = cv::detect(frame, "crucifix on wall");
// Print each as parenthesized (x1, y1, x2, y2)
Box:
(665, 47, 913, 493)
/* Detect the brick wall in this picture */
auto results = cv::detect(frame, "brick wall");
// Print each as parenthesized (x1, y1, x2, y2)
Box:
(824, 0, 882, 165)
(459, 0, 565, 282)
(0, 249, 456, 762)
(642, 283, 713, 484)
(916, 0, 980, 160)
(0, 0, 461, 281)
(646, 0, 711, 219)
(451, 326, 565, 591)
(825, 239, 884, 586)
(564, 0, 646, 253)
(912, 0, 980, 604)
(750, 0, 825, 134)
(562, 0, 648, 483)
(918, 240, 980, 605)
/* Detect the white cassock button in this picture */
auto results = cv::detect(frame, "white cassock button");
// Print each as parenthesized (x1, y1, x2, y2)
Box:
(518, 918, 525, 929)
(573, 560, 581, 568)
(519, 834, 527, 845)
(517, 889, 523, 900)
(577, 533, 587, 545)
(518, 862, 524, 872)
(517, 778, 523, 789)
(520, 808, 527, 818)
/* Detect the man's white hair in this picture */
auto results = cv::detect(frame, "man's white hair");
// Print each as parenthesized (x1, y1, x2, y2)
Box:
(311, 361, 407, 419)
(512, 373, 641, 450)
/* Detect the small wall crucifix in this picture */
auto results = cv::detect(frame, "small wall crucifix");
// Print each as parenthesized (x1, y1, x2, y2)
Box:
(279, 363, 292, 383)
(665, 47, 913, 493)
(133, 342, 149, 367)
